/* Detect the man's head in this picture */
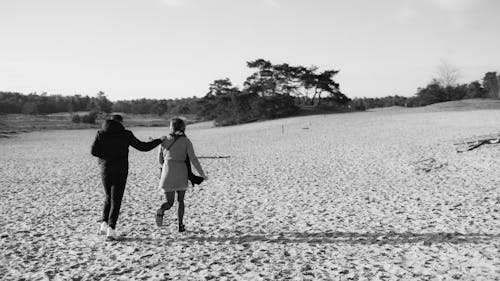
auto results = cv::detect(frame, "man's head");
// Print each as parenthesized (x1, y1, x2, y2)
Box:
(111, 114, 123, 123)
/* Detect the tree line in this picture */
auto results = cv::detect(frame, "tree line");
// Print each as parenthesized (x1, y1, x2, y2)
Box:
(351, 71, 500, 111)
(0, 91, 200, 116)
(0, 58, 350, 126)
(0, 91, 110, 115)
(2, 59, 499, 126)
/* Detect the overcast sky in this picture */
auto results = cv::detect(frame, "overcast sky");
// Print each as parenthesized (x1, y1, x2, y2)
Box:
(1, 0, 499, 101)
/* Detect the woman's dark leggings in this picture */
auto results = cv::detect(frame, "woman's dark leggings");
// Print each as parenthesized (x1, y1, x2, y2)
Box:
(101, 169, 128, 229)
(159, 191, 186, 225)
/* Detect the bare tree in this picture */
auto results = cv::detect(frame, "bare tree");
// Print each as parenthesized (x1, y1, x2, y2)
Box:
(436, 60, 461, 87)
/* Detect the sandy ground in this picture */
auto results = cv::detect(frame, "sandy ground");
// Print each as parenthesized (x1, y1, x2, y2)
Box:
(1, 109, 500, 280)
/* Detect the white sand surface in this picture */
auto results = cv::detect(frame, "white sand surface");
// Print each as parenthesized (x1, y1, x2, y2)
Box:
(1, 109, 500, 280)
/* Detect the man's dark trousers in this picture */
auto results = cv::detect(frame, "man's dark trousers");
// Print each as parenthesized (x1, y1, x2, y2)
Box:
(101, 162, 128, 229)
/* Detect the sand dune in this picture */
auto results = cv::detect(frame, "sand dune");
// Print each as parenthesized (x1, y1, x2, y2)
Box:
(1, 109, 500, 280)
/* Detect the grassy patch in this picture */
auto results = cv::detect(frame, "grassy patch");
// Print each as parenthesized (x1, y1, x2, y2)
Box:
(0, 113, 200, 135)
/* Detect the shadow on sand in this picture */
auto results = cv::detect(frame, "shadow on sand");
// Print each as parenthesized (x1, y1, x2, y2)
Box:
(116, 231, 499, 245)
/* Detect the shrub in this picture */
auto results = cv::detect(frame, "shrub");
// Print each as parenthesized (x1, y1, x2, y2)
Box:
(81, 111, 98, 124)
(71, 114, 81, 123)
(259, 95, 299, 119)
(350, 99, 367, 111)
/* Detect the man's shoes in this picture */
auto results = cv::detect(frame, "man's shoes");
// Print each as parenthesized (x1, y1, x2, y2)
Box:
(156, 210, 164, 227)
(106, 227, 118, 241)
(98, 222, 108, 235)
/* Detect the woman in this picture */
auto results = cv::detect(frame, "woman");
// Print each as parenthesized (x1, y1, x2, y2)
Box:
(156, 118, 207, 232)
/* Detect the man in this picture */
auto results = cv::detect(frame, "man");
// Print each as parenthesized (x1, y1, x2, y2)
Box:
(91, 114, 164, 240)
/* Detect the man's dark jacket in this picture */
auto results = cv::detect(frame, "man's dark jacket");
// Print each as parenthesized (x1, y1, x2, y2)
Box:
(91, 120, 161, 170)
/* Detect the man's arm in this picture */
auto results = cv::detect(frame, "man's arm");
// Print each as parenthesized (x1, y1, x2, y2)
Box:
(128, 131, 162, 151)
(91, 132, 104, 158)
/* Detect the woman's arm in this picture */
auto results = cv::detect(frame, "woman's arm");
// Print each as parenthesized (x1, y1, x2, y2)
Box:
(186, 139, 206, 178)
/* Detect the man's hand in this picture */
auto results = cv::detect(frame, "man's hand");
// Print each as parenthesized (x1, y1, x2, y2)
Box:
(160, 135, 168, 142)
